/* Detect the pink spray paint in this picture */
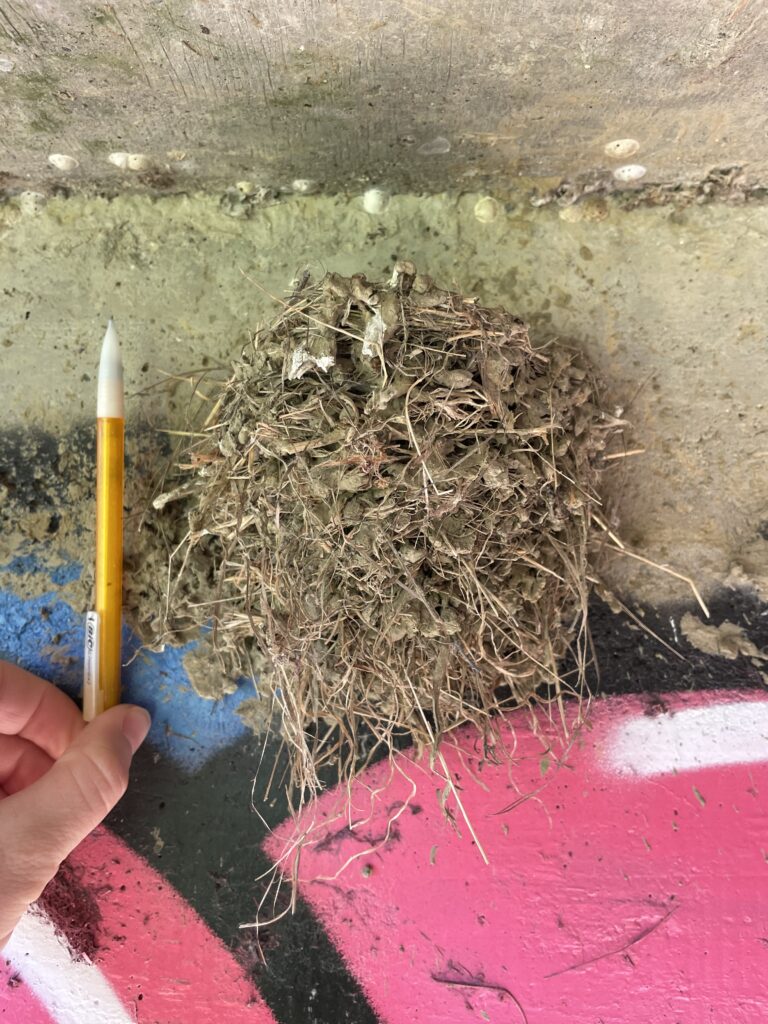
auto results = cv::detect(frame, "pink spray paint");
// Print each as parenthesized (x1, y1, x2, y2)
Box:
(266, 692, 768, 1024)
(1, 829, 276, 1024)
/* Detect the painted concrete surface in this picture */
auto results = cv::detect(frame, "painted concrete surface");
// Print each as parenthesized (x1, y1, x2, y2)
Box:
(0, 584, 254, 772)
(1, 685, 766, 1022)
(606, 699, 768, 776)
(1, 184, 767, 1017)
(270, 693, 768, 1023)
(1, 485, 767, 1022)
(4, 830, 274, 1024)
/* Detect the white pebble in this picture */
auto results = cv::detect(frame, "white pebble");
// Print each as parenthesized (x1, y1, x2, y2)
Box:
(108, 152, 152, 171)
(473, 196, 501, 223)
(417, 136, 451, 156)
(0, 57, 14, 73)
(126, 153, 152, 171)
(47, 153, 79, 172)
(604, 138, 640, 159)
(18, 191, 47, 216)
(362, 188, 390, 215)
(108, 152, 130, 169)
(613, 164, 647, 183)
(292, 178, 319, 194)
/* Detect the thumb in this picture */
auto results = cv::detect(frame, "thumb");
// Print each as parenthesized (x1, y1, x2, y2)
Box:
(0, 704, 150, 934)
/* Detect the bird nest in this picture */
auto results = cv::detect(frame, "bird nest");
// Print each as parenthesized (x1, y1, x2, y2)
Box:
(160, 262, 615, 799)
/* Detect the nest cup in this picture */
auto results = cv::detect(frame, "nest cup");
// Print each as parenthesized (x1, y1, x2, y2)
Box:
(165, 262, 612, 797)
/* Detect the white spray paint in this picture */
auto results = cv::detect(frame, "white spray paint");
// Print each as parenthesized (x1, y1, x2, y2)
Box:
(5, 909, 134, 1024)
(606, 700, 768, 776)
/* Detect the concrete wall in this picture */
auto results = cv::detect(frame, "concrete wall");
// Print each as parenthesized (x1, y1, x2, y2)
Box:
(2, 4, 768, 1022)
(1, 0, 767, 195)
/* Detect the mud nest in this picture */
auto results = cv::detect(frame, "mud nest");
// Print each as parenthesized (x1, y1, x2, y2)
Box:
(161, 262, 615, 797)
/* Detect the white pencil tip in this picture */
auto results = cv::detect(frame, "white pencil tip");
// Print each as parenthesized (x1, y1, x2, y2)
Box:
(102, 318, 118, 348)
(98, 319, 124, 418)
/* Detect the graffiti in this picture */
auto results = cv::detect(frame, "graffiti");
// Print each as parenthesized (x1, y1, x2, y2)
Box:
(2, 569, 767, 1022)
(269, 692, 768, 1023)
(0, 581, 254, 773)
(3, 687, 767, 1021)
(3, 830, 274, 1023)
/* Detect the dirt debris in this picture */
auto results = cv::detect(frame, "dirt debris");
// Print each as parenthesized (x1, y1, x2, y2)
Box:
(182, 636, 237, 699)
(236, 696, 273, 735)
(531, 165, 767, 211)
(36, 859, 101, 962)
(680, 612, 766, 662)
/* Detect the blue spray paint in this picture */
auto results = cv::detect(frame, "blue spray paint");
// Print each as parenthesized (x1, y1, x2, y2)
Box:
(0, 555, 254, 771)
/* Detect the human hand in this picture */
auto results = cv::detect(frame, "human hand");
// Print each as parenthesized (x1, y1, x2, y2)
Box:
(0, 660, 150, 948)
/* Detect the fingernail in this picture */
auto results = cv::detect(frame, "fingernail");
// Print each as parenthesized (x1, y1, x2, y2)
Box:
(122, 705, 151, 753)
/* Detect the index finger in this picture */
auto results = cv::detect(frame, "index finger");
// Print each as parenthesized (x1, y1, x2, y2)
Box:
(0, 661, 84, 759)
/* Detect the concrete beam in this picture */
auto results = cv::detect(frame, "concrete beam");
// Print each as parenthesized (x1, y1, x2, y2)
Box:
(1, 0, 766, 195)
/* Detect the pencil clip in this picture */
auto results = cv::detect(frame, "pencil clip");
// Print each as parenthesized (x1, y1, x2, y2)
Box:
(83, 610, 100, 720)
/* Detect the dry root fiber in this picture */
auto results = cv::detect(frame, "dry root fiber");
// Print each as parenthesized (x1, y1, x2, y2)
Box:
(161, 262, 615, 799)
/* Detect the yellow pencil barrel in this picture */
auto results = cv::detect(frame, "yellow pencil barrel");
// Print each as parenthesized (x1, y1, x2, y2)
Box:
(95, 416, 124, 713)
